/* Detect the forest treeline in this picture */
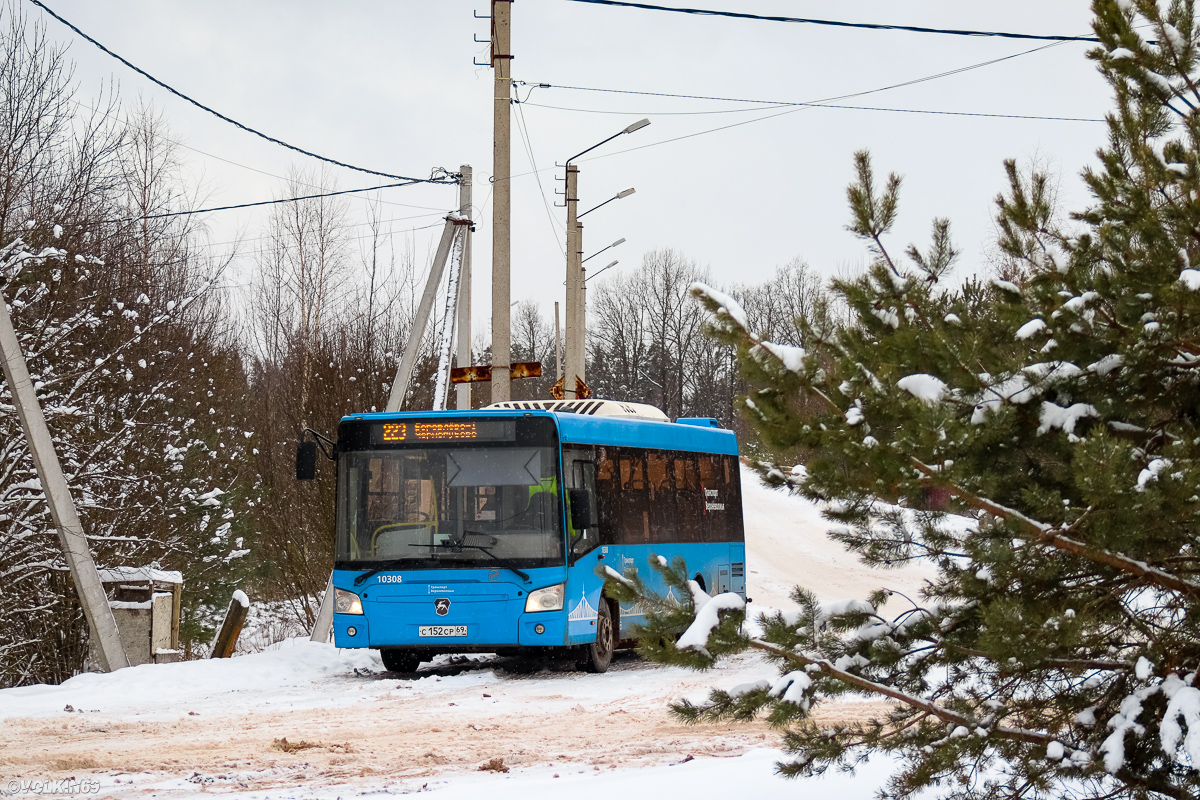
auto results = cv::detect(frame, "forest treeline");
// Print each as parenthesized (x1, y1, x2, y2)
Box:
(0, 8, 822, 687)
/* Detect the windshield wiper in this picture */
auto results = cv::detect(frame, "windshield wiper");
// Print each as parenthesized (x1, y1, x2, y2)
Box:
(423, 537, 531, 583)
(353, 559, 408, 587)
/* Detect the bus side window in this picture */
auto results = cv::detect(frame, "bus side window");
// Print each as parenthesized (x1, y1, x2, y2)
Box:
(595, 447, 618, 540)
(725, 455, 745, 543)
(674, 453, 702, 543)
(698, 454, 727, 543)
(617, 451, 650, 544)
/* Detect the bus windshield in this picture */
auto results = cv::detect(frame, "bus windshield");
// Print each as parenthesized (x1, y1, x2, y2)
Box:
(335, 445, 564, 570)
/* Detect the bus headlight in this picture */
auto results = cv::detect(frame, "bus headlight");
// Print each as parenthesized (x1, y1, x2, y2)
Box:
(334, 588, 363, 615)
(525, 583, 564, 613)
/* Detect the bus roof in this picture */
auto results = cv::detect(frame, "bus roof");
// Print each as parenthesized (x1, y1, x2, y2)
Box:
(339, 407, 739, 456)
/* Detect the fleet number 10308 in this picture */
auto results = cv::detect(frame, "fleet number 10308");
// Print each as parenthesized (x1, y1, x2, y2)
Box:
(377, 575, 403, 584)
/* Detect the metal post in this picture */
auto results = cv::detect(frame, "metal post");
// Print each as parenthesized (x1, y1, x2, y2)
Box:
(563, 164, 581, 398)
(0, 285, 129, 672)
(554, 301, 562, 380)
(490, 0, 513, 402)
(386, 216, 459, 413)
(310, 575, 333, 643)
(456, 165, 473, 410)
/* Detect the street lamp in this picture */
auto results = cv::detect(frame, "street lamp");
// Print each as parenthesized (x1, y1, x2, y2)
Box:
(579, 190, 635, 220)
(583, 237, 626, 264)
(564, 121, 649, 399)
(586, 260, 619, 282)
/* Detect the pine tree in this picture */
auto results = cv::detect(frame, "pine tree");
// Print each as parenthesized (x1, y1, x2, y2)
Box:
(605, 2, 1200, 797)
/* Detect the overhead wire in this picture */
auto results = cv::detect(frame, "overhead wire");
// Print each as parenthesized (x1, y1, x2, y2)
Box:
(513, 98, 566, 255)
(28, 0, 457, 185)
(106, 180, 431, 224)
(195, 209, 452, 252)
(69, 98, 456, 216)
(560, 0, 1119, 43)
(522, 100, 1103, 124)
(198, 218, 449, 257)
(520, 40, 1101, 163)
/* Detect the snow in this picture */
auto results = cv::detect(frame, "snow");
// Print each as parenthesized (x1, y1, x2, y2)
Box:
(991, 278, 1021, 294)
(1015, 319, 1046, 340)
(971, 362, 1081, 424)
(1088, 354, 1123, 375)
(739, 465, 935, 608)
(1110, 47, 1136, 59)
(96, 566, 183, 585)
(1137, 458, 1171, 489)
(1161, 674, 1200, 766)
(759, 340, 806, 373)
(1180, 269, 1200, 290)
(232, 589, 249, 608)
(690, 282, 748, 330)
(678, 591, 745, 656)
(1046, 741, 1065, 761)
(1037, 401, 1097, 435)
(768, 671, 813, 709)
(896, 373, 947, 403)
(871, 307, 900, 329)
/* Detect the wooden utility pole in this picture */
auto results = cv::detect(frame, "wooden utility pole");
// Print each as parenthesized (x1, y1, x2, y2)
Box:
(456, 165, 473, 410)
(0, 284, 128, 672)
(563, 164, 583, 398)
(490, 0, 513, 402)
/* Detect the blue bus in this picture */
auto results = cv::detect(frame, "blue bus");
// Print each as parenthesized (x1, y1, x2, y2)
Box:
(306, 399, 745, 673)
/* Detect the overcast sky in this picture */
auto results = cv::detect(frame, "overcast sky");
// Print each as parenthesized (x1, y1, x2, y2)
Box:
(37, 0, 1111, 343)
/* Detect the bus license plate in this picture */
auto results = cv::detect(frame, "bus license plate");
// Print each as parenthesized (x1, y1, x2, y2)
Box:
(419, 625, 467, 637)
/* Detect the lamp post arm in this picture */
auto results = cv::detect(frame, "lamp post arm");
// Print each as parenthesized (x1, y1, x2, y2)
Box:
(578, 195, 619, 220)
(567, 130, 625, 166)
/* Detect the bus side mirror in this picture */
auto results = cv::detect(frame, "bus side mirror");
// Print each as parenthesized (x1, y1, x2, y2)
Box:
(568, 488, 594, 530)
(296, 441, 317, 481)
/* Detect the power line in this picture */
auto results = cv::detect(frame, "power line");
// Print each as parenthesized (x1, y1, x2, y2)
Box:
(28, 0, 457, 186)
(69, 98, 455, 216)
(197, 210, 451, 251)
(107, 181, 427, 224)
(523, 99, 1103, 124)
(516, 40, 1098, 161)
(560, 0, 1112, 43)
(513, 100, 566, 255)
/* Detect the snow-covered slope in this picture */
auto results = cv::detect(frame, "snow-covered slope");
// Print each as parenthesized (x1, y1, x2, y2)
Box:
(740, 465, 935, 609)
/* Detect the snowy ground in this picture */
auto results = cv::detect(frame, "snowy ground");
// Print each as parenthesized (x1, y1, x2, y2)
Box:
(0, 468, 933, 799)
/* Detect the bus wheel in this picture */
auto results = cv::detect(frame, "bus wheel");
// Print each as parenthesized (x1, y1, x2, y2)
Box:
(579, 601, 614, 673)
(380, 649, 423, 673)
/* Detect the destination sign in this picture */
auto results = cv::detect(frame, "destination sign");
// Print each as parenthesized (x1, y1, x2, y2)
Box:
(370, 419, 515, 445)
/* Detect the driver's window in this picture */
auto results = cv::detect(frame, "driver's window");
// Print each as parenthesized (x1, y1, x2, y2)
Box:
(564, 446, 600, 560)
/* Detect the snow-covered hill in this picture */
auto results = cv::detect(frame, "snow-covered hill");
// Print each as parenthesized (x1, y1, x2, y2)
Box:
(741, 465, 935, 608)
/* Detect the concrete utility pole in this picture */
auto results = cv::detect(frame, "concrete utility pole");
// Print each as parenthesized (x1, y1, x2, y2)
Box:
(386, 216, 462, 413)
(456, 165, 473, 410)
(554, 301, 562, 380)
(563, 164, 582, 398)
(490, 0, 513, 402)
(0, 285, 129, 672)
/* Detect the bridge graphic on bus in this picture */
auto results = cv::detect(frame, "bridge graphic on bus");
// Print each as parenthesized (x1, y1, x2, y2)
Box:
(567, 589, 598, 623)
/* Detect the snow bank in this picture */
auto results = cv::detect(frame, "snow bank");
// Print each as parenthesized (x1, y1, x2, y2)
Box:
(0, 639, 384, 721)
